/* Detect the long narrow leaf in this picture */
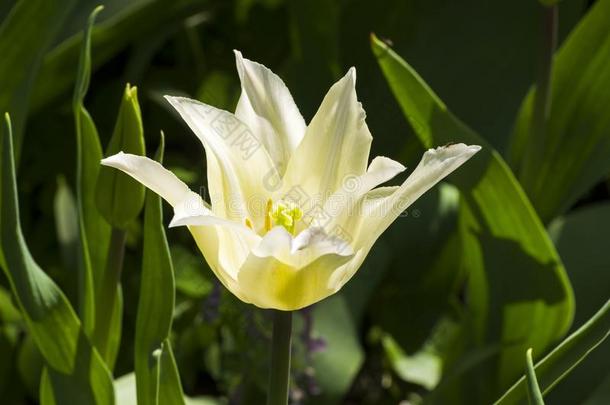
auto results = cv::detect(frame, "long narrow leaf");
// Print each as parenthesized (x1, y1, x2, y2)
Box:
(525, 349, 545, 405)
(1, 114, 114, 405)
(73, 4, 110, 338)
(72, 6, 122, 371)
(495, 300, 610, 405)
(372, 34, 574, 401)
(0, 0, 76, 157)
(509, 0, 610, 222)
(32, 0, 208, 112)
(545, 203, 610, 402)
(135, 133, 185, 405)
(0, 0, 76, 267)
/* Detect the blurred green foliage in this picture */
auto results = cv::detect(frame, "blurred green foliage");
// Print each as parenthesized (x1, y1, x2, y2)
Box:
(0, 0, 608, 404)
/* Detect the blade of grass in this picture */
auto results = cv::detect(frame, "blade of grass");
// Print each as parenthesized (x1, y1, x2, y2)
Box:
(135, 133, 185, 405)
(526, 349, 545, 405)
(1, 113, 114, 404)
(495, 300, 610, 404)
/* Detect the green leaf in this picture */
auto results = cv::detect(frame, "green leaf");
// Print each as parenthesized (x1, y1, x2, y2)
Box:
(72, 4, 113, 343)
(0, 285, 20, 323)
(381, 332, 442, 390)
(17, 334, 44, 399)
(135, 133, 185, 405)
(96, 83, 146, 229)
(91, 82, 145, 365)
(371, 34, 574, 401)
(1, 113, 114, 404)
(32, 0, 209, 112)
(340, 0, 586, 159)
(525, 349, 545, 405)
(509, 0, 610, 222)
(495, 299, 610, 405)
(0, 0, 77, 268)
(157, 339, 187, 405)
(0, 0, 76, 158)
(545, 203, 610, 403)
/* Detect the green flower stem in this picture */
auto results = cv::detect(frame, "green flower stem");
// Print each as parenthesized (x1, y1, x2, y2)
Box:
(93, 227, 126, 357)
(267, 310, 293, 405)
(522, 3, 558, 181)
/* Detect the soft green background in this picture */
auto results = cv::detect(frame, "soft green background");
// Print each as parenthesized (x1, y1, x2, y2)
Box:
(0, 0, 608, 404)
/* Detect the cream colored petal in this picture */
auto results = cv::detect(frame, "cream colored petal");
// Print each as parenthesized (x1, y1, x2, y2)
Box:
(330, 143, 481, 290)
(237, 247, 353, 310)
(188, 225, 249, 299)
(165, 96, 278, 223)
(234, 51, 306, 173)
(322, 156, 405, 220)
(252, 226, 352, 268)
(231, 225, 354, 309)
(168, 191, 253, 233)
(101, 151, 251, 293)
(101, 152, 191, 207)
(280, 68, 373, 201)
(361, 144, 481, 240)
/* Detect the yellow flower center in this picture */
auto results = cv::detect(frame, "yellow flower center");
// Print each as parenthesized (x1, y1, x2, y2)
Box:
(265, 199, 303, 234)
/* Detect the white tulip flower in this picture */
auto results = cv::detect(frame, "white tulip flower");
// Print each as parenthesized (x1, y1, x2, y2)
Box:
(102, 51, 480, 310)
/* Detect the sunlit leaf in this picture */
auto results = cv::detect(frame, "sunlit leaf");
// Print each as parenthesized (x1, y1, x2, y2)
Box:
(545, 203, 610, 403)
(382, 332, 442, 390)
(509, 0, 610, 222)
(1, 114, 114, 404)
(135, 134, 185, 405)
(525, 348, 545, 405)
(372, 34, 574, 401)
(71, 7, 122, 373)
(96, 83, 146, 228)
(495, 300, 610, 405)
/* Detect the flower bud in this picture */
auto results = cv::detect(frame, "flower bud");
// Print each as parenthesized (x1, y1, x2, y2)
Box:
(96, 84, 146, 228)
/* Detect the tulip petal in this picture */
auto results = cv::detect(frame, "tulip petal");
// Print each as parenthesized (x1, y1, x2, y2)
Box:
(281, 68, 373, 201)
(101, 152, 191, 206)
(358, 143, 480, 244)
(165, 96, 278, 223)
(234, 51, 306, 173)
(188, 225, 251, 297)
(168, 194, 252, 232)
(237, 227, 354, 309)
(101, 152, 253, 247)
(251, 226, 352, 268)
(322, 156, 405, 219)
(331, 143, 481, 290)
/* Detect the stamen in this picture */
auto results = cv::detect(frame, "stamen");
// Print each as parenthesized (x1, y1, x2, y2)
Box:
(270, 202, 303, 235)
(265, 198, 273, 232)
(245, 218, 253, 229)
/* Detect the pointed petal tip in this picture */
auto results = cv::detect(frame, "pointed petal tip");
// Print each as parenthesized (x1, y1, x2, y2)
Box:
(455, 143, 482, 157)
(432, 143, 482, 155)
(164, 94, 179, 104)
(100, 151, 126, 166)
(346, 66, 357, 83)
(374, 155, 406, 172)
(469, 144, 482, 153)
